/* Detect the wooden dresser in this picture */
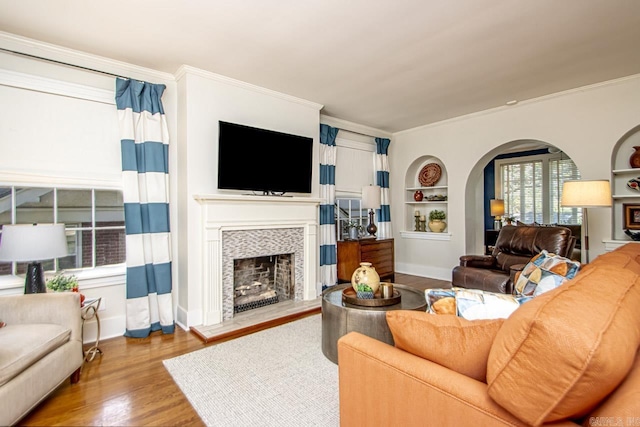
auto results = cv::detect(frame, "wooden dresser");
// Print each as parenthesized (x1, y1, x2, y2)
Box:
(337, 238, 395, 283)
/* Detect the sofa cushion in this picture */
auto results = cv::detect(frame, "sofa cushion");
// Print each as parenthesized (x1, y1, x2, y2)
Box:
(0, 323, 71, 387)
(426, 288, 527, 320)
(487, 261, 640, 425)
(386, 310, 504, 382)
(514, 250, 580, 296)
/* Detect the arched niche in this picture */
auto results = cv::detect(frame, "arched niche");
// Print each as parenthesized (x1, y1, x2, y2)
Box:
(609, 124, 640, 242)
(402, 155, 449, 238)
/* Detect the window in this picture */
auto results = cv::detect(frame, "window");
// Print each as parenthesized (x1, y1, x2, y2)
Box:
(497, 153, 580, 225)
(332, 130, 377, 240)
(0, 186, 125, 276)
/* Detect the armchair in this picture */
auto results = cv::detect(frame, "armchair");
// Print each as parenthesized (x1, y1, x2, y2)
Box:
(452, 225, 575, 294)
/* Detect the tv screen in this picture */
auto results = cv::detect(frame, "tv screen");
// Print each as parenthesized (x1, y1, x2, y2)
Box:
(218, 121, 313, 194)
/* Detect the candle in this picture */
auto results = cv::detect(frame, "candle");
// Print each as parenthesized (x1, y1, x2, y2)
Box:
(420, 215, 426, 221)
(414, 210, 420, 217)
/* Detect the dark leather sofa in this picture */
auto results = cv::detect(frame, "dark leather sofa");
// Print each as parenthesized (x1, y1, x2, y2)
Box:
(452, 225, 576, 294)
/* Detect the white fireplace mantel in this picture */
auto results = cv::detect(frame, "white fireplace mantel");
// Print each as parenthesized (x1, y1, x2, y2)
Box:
(194, 194, 322, 326)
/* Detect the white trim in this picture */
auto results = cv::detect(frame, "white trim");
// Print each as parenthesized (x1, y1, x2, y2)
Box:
(0, 31, 174, 83)
(0, 171, 122, 189)
(399, 231, 452, 241)
(0, 68, 114, 104)
(176, 65, 323, 111)
(321, 114, 392, 139)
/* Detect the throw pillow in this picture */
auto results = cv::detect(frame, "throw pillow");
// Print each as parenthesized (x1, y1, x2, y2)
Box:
(425, 288, 456, 315)
(426, 288, 527, 320)
(487, 264, 640, 425)
(513, 250, 580, 297)
(386, 310, 504, 382)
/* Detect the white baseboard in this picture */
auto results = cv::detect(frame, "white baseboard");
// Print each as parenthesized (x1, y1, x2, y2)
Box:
(395, 262, 452, 283)
(82, 314, 125, 344)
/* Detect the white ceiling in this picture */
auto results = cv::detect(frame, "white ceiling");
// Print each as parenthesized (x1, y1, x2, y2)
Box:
(1, 0, 640, 133)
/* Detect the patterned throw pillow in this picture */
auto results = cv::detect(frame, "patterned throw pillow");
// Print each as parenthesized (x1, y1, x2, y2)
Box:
(514, 250, 581, 297)
(426, 288, 529, 320)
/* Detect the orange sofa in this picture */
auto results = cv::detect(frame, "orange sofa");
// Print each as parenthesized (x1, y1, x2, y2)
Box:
(338, 243, 640, 426)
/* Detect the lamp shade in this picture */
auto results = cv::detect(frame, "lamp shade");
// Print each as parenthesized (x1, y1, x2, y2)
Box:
(361, 185, 381, 209)
(490, 199, 505, 217)
(0, 224, 68, 262)
(561, 180, 612, 207)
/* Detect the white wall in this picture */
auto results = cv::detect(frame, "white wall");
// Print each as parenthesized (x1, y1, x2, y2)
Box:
(391, 75, 640, 280)
(174, 66, 322, 327)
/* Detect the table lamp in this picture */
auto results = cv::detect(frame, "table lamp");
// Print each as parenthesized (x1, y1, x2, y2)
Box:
(0, 223, 68, 293)
(362, 185, 381, 237)
(490, 199, 505, 230)
(561, 180, 611, 263)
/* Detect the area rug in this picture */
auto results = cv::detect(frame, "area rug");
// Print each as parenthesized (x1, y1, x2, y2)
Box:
(163, 314, 339, 426)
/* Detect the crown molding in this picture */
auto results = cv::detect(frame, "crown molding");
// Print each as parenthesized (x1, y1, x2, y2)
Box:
(0, 31, 174, 83)
(175, 65, 323, 111)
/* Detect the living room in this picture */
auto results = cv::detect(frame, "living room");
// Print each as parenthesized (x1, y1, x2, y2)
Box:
(1, 1, 640, 425)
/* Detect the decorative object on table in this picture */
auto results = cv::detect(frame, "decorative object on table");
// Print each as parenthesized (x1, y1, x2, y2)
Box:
(413, 190, 423, 201)
(561, 180, 611, 263)
(428, 210, 447, 233)
(342, 286, 401, 307)
(629, 146, 640, 168)
(355, 284, 374, 299)
(490, 199, 505, 230)
(351, 261, 380, 295)
(0, 223, 68, 294)
(503, 215, 515, 226)
(361, 185, 381, 237)
(627, 177, 640, 191)
(414, 210, 421, 231)
(624, 229, 640, 241)
(380, 282, 394, 299)
(345, 221, 363, 240)
(418, 163, 442, 187)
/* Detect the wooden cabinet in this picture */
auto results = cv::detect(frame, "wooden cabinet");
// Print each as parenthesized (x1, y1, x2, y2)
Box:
(337, 238, 395, 283)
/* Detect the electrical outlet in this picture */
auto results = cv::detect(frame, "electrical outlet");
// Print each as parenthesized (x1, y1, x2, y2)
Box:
(98, 298, 106, 311)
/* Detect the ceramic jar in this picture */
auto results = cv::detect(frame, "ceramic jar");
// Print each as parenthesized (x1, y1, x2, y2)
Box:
(351, 262, 381, 294)
(630, 146, 640, 169)
(413, 190, 424, 201)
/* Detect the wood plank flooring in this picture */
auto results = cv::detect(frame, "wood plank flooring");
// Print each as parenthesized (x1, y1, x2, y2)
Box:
(19, 273, 449, 426)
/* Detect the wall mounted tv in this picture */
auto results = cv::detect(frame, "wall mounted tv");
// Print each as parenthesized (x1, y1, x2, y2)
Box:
(217, 121, 313, 195)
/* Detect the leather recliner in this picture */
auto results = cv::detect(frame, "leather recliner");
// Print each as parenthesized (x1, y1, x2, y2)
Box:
(452, 225, 576, 294)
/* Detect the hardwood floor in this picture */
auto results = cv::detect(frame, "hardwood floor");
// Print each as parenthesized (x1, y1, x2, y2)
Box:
(19, 272, 449, 426)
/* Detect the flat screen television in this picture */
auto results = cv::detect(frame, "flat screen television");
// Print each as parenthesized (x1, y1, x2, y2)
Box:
(217, 121, 313, 194)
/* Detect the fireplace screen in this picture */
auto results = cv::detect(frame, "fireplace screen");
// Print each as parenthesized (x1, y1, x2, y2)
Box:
(233, 253, 294, 313)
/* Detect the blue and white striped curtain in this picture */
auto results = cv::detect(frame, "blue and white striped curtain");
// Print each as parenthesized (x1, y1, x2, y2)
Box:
(319, 124, 339, 290)
(375, 137, 392, 239)
(115, 78, 174, 338)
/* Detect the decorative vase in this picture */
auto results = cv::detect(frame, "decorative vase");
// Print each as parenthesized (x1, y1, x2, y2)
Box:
(351, 262, 381, 295)
(428, 220, 447, 233)
(630, 146, 640, 168)
(413, 190, 423, 201)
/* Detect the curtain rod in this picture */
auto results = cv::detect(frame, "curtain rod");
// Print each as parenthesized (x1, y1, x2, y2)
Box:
(0, 47, 132, 80)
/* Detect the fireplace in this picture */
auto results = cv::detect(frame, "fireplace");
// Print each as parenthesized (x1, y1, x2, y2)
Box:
(195, 194, 321, 326)
(233, 253, 294, 313)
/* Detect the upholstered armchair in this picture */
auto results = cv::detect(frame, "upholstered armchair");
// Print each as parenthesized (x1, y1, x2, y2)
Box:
(452, 225, 575, 294)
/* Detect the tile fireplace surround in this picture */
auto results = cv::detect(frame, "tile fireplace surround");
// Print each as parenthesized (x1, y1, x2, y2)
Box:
(194, 194, 322, 326)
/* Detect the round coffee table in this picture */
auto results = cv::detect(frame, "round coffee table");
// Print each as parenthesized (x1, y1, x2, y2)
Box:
(321, 283, 427, 364)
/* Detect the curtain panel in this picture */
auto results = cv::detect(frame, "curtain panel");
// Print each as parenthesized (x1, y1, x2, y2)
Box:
(375, 137, 392, 239)
(319, 124, 339, 290)
(115, 78, 174, 337)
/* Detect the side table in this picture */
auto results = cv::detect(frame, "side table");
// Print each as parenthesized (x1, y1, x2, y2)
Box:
(321, 283, 427, 364)
(81, 297, 103, 362)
